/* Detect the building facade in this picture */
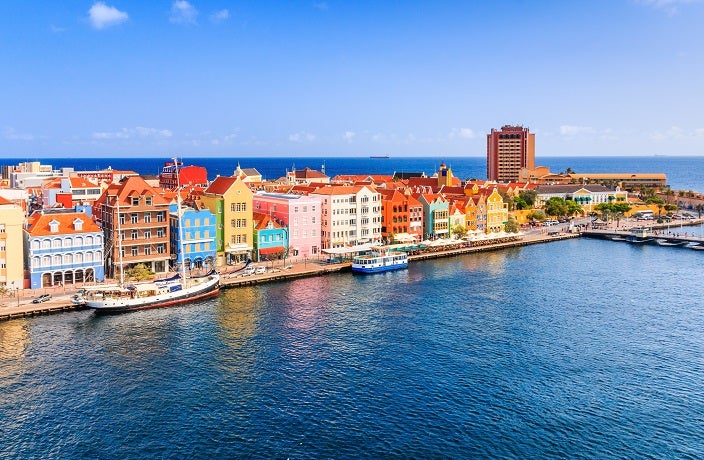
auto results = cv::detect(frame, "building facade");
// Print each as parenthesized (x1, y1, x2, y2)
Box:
(312, 185, 382, 249)
(0, 197, 25, 289)
(24, 210, 105, 289)
(252, 192, 322, 258)
(253, 213, 289, 262)
(93, 176, 172, 277)
(169, 205, 217, 272)
(487, 125, 535, 183)
(201, 176, 253, 265)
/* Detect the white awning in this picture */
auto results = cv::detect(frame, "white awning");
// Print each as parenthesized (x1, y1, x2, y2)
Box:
(322, 243, 377, 255)
(392, 232, 418, 243)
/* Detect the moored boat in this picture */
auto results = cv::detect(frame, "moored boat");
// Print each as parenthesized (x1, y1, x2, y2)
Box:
(352, 249, 408, 273)
(83, 271, 219, 314)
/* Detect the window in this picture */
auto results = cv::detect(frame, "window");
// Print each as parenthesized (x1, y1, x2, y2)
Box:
(157, 228, 165, 238)
(119, 214, 125, 225)
(157, 212, 166, 222)
(0, 224, 5, 233)
(144, 213, 151, 223)
(145, 196, 152, 206)
(131, 230, 138, 240)
(231, 204, 236, 212)
(131, 247, 138, 256)
(132, 197, 139, 206)
(157, 244, 165, 254)
(144, 246, 151, 255)
(131, 213, 138, 224)
(144, 230, 151, 239)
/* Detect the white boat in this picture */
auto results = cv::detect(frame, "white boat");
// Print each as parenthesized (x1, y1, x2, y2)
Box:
(352, 249, 408, 273)
(655, 239, 687, 247)
(85, 157, 220, 314)
(82, 271, 219, 313)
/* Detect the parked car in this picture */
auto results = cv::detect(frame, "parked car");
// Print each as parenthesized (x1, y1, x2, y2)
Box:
(32, 294, 51, 303)
(242, 266, 256, 276)
(255, 266, 266, 275)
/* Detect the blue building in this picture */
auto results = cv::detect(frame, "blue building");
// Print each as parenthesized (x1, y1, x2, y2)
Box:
(253, 212, 288, 262)
(24, 209, 105, 289)
(169, 205, 217, 272)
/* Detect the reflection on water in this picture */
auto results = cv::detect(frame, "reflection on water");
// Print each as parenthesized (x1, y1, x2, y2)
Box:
(2, 239, 704, 458)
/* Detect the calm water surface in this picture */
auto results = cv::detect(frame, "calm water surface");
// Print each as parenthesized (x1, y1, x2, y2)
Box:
(2, 239, 704, 458)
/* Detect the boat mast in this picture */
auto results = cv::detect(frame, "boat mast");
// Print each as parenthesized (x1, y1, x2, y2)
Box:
(174, 157, 188, 282)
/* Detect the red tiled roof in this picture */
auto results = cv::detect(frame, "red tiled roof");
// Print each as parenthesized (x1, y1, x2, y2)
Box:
(204, 176, 238, 195)
(26, 212, 101, 236)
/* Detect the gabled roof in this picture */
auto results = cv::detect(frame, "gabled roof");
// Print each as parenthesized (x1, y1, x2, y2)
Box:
(26, 211, 101, 236)
(312, 185, 366, 196)
(252, 212, 283, 230)
(97, 176, 170, 207)
(204, 176, 239, 195)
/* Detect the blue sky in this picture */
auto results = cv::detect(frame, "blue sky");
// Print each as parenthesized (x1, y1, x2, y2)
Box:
(1, 0, 703, 158)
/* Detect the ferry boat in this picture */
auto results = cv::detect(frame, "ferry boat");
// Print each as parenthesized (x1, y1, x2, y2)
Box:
(84, 157, 220, 314)
(351, 249, 408, 273)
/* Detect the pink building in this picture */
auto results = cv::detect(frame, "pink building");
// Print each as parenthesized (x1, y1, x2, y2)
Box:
(252, 192, 322, 258)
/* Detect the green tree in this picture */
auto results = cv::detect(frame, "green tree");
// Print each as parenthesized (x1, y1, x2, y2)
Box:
(696, 203, 704, 218)
(504, 219, 520, 233)
(452, 225, 467, 239)
(544, 197, 569, 218)
(518, 190, 537, 207)
(527, 210, 546, 222)
(565, 200, 583, 216)
(125, 263, 154, 281)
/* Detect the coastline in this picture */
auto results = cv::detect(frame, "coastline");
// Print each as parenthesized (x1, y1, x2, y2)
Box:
(0, 231, 578, 321)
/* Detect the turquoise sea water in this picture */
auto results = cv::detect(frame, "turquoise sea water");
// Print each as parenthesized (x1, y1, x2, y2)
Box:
(2, 238, 704, 458)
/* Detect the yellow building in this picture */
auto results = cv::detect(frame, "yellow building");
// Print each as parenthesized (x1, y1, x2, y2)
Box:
(0, 197, 25, 289)
(486, 188, 509, 233)
(202, 176, 253, 266)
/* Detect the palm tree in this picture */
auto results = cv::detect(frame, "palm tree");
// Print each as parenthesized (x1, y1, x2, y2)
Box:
(696, 203, 704, 219)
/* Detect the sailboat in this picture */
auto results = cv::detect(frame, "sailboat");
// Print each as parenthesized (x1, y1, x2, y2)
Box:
(83, 158, 220, 314)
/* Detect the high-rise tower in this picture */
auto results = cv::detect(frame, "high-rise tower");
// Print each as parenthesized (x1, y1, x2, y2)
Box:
(487, 125, 535, 182)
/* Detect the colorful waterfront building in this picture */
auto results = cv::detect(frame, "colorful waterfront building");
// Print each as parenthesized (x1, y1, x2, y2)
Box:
(201, 176, 253, 265)
(24, 209, 105, 289)
(312, 185, 382, 249)
(159, 161, 208, 190)
(415, 193, 449, 240)
(169, 204, 217, 272)
(379, 189, 424, 243)
(534, 184, 628, 214)
(253, 212, 288, 262)
(93, 176, 172, 277)
(252, 192, 322, 258)
(486, 188, 509, 233)
(0, 197, 25, 290)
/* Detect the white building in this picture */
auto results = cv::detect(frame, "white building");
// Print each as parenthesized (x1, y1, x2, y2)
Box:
(312, 185, 382, 249)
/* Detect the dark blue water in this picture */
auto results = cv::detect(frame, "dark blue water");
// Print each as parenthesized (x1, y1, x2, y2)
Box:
(4, 155, 704, 191)
(2, 239, 704, 458)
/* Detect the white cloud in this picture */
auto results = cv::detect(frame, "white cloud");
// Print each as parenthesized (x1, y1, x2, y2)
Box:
(314, 2, 330, 10)
(342, 131, 356, 142)
(288, 132, 316, 142)
(92, 126, 172, 140)
(210, 9, 229, 23)
(170, 0, 198, 25)
(88, 2, 128, 30)
(634, 0, 700, 15)
(449, 128, 475, 139)
(651, 126, 686, 141)
(694, 128, 704, 137)
(3, 127, 34, 141)
(560, 125, 596, 136)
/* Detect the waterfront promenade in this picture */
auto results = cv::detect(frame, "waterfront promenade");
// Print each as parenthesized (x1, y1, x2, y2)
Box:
(0, 230, 578, 321)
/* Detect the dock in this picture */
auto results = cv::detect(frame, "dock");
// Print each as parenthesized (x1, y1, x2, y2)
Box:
(0, 231, 591, 322)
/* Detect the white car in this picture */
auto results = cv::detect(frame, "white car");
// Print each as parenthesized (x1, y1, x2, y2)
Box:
(242, 266, 255, 276)
(255, 266, 266, 275)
